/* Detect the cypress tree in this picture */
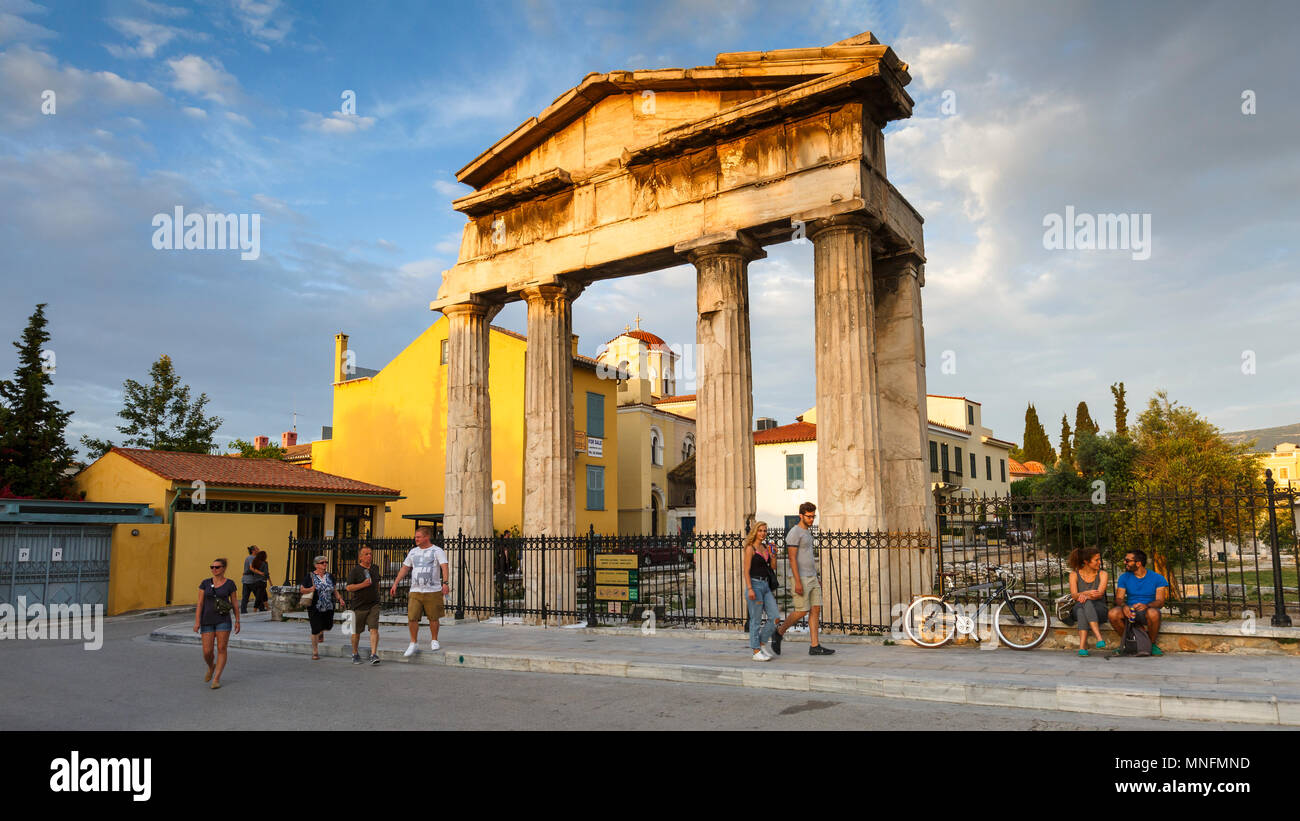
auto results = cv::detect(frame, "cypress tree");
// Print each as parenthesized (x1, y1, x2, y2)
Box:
(0, 304, 76, 498)
(1021, 403, 1057, 464)
(1075, 401, 1099, 439)
(1059, 414, 1074, 468)
(1111, 382, 1129, 437)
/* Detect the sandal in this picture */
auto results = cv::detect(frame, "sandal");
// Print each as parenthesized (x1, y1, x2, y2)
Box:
(312, 653, 320, 660)
(210, 681, 221, 690)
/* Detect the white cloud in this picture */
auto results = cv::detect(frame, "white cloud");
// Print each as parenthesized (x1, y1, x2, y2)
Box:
(231, 0, 293, 45)
(225, 110, 252, 127)
(432, 179, 468, 198)
(0, 0, 54, 45)
(104, 17, 201, 59)
(181, 105, 206, 118)
(167, 54, 241, 106)
(0, 46, 164, 129)
(302, 110, 375, 134)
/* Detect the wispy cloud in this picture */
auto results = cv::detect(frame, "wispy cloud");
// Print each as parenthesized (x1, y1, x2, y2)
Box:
(166, 54, 241, 106)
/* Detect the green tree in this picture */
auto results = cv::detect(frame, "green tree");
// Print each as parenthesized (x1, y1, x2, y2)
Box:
(0, 304, 76, 498)
(1058, 415, 1074, 469)
(229, 438, 286, 459)
(1021, 403, 1057, 464)
(81, 354, 223, 459)
(1110, 382, 1129, 437)
(1074, 401, 1099, 439)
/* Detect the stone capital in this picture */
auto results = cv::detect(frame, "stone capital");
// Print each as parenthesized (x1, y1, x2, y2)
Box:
(674, 230, 766, 265)
(440, 296, 503, 323)
(871, 251, 926, 288)
(809, 211, 878, 240)
(519, 280, 584, 305)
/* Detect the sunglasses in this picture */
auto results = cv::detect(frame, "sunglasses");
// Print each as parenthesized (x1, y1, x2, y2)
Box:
(210, 565, 224, 570)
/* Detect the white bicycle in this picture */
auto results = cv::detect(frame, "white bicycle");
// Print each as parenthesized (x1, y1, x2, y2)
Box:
(902, 567, 1049, 650)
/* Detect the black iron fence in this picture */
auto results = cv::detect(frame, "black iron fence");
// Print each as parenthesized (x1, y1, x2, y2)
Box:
(936, 473, 1299, 625)
(284, 474, 1298, 632)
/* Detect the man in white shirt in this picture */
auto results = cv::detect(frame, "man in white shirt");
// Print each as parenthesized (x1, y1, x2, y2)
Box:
(390, 526, 449, 657)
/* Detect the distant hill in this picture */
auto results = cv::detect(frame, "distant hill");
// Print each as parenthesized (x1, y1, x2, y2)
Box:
(1222, 422, 1300, 453)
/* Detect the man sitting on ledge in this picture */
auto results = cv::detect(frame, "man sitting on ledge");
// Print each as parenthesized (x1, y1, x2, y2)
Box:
(1108, 549, 1169, 656)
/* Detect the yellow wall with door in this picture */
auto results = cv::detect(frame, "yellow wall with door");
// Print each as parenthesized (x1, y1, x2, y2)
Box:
(107, 523, 170, 615)
(313, 318, 618, 537)
(171, 513, 298, 607)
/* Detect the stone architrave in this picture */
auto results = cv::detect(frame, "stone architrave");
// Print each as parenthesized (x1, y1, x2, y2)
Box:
(442, 298, 500, 616)
(873, 252, 936, 605)
(810, 213, 884, 627)
(521, 281, 582, 623)
(676, 230, 764, 624)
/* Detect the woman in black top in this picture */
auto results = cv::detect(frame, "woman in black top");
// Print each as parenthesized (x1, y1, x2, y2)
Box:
(194, 557, 240, 689)
(743, 521, 780, 661)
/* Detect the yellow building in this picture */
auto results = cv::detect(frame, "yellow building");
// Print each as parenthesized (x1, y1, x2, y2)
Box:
(1261, 442, 1299, 489)
(924, 395, 1015, 496)
(310, 319, 620, 538)
(74, 448, 400, 611)
(596, 325, 697, 535)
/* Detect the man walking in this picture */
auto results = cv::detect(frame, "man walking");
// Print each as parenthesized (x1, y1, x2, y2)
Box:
(772, 502, 834, 656)
(345, 546, 382, 665)
(390, 526, 449, 657)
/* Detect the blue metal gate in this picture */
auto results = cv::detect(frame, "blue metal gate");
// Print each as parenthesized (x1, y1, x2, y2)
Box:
(0, 525, 112, 607)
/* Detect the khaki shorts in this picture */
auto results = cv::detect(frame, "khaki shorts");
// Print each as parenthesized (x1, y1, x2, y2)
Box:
(407, 592, 445, 623)
(352, 603, 380, 633)
(791, 577, 823, 612)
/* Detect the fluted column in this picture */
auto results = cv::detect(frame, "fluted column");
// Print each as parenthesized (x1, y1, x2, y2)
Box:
(443, 298, 500, 617)
(676, 230, 764, 624)
(521, 281, 582, 623)
(873, 252, 936, 604)
(811, 214, 884, 627)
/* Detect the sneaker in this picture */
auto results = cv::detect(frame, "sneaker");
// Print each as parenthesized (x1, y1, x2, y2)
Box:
(351, 654, 362, 665)
(771, 629, 783, 656)
(430, 640, 441, 652)
(1095, 640, 1107, 649)
(403, 642, 417, 657)
(751, 650, 772, 662)
(368, 654, 381, 665)
(1078, 649, 1089, 657)
(1151, 645, 1163, 656)
(809, 644, 836, 656)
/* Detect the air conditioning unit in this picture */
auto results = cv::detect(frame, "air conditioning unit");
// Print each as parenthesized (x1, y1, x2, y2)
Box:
(756, 417, 778, 431)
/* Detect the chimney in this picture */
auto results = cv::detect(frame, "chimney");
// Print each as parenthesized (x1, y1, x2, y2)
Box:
(254, 435, 270, 450)
(334, 333, 349, 383)
(571, 334, 579, 357)
(281, 431, 298, 448)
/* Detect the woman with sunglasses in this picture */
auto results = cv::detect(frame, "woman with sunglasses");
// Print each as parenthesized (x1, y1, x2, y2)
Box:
(300, 555, 346, 660)
(194, 557, 240, 689)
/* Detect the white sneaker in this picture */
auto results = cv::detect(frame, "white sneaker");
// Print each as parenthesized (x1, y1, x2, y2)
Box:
(403, 642, 417, 657)
(752, 649, 772, 662)
(760, 645, 776, 660)
(430, 640, 441, 651)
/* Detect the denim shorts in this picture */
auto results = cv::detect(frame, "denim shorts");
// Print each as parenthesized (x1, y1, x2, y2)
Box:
(200, 623, 232, 634)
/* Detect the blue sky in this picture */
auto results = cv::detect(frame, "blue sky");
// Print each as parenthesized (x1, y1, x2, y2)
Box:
(2, 0, 1298, 457)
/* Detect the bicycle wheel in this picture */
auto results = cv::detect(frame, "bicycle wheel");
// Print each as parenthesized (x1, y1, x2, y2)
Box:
(993, 594, 1050, 650)
(903, 596, 958, 648)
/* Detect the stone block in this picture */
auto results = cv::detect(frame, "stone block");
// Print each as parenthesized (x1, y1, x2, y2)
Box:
(741, 669, 810, 691)
(1160, 693, 1277, 725)
(965, 683, 1059, 711)
(626, 662, 683, 682)
(680, 665, 744, 686)
(880, 676, 966, 703)
(1057, 685, 1160, 718)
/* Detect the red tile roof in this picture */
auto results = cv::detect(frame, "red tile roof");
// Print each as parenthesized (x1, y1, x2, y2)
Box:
(754, 421, 817, 445)
(1009, 458, 1047, 476)
(110, 448, 399, 496)
(607, 329, 669, 348)
(282, 443, 313, 462)
(654, 394, 696, 404)
(927, 419, 970, 436)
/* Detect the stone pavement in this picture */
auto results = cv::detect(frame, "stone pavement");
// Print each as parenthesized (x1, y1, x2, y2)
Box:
(150, 614, 1300, 726)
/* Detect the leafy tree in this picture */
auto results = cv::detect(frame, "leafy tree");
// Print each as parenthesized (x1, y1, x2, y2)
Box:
(0, 304, 77, 498)
(1110, 382, 1129, 437)
(229, 438, 286, 459)
(1074, 401, 1099, 439)
(81, 354, 223, 459)
(1021, 403, 1057, 465)
(1058, 415, 1074, 469)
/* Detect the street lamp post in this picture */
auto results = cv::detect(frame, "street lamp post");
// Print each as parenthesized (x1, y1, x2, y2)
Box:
(1264, 470, 1292, 627)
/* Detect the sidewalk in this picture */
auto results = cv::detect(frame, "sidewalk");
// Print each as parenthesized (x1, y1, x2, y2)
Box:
(150, 615, 1300, 726)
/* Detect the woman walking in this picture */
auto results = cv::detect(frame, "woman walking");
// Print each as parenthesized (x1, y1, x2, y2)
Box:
(300, 555, 346, 660)
(194, 557, 240, 689)
(241, 545, 270, 613)
(743, 522, 780, 661)
(1068, 547, 1109, 655)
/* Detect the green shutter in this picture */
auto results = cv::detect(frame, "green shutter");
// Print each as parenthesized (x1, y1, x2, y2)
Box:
(586, 392, 604, 438)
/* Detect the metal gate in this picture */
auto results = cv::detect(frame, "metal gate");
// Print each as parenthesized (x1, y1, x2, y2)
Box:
(0, 525, 112, 607)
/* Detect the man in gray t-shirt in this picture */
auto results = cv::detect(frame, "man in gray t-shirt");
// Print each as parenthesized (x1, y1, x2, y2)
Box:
(772, 502, 834, 656)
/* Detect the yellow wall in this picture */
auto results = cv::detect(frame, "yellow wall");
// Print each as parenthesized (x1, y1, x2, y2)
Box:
(107, 523, 170, 615)
(75, 451, 170, 513)
(616, 406, 695, 534)
(1262, 444, 1299, 489)
(314, 318, 619, 537)
(171, 512, 298, 606)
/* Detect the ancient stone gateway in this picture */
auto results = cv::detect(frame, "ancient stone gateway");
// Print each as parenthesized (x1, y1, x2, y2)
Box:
(432, 32, 934, 625)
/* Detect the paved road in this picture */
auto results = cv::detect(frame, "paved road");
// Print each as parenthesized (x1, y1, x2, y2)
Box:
(0, 613, 1271, 731)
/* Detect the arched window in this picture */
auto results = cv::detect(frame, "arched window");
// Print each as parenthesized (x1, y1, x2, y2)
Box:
(650, 427, 663, 466)
(682, 433, 695, 461)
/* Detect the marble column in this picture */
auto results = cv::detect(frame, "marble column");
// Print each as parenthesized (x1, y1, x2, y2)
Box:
(675, 231, 764, 624)
(810, 214, 884, 627)
(521, 281, 582, 623)
(443, 297, 500, 617)
(873, 252, 936, 604)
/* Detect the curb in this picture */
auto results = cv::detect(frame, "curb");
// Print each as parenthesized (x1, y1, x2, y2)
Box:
(148, 628, 1300, 726)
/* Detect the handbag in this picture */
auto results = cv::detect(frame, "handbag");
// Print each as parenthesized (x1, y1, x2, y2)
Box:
(760, 544, 780, 592)
(299, 577, 315, 608)
(1054, 593, 1076, 625)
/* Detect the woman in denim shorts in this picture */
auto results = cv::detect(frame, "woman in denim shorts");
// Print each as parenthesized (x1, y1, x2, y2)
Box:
(194, 557, 240, 689)
(744, 522, 780, 661)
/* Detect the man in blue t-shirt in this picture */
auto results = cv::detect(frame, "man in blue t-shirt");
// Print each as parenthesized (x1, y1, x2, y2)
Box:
(1107, 549, 1169, 655)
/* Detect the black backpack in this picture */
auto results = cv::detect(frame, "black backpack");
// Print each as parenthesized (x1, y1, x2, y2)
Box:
(1122, 620, 1152, 657)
